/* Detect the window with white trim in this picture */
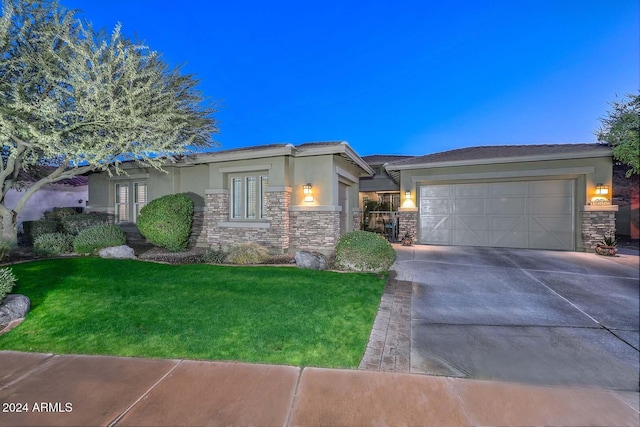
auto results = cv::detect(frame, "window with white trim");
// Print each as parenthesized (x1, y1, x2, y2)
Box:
(134, 182, 147, 222)
(115, 183, 130, 223)
(115, 181, 148, 223)
(230, 173, 269, 220)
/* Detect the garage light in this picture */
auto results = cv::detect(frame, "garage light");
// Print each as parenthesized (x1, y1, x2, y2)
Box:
(595, 184, 609, 195)
(303, 183, 314, 202)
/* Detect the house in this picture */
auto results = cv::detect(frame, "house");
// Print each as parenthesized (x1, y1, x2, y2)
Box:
(87, 141, 374, 253)
(88, 141, 617, 253)
(6, 170, 88, 231)
(384, 143, 616, 252)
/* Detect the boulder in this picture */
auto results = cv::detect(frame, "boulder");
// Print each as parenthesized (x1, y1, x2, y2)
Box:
(295, 251, 328, 270)
(0, 294, 30, 325)
(99, 245, 135, 259)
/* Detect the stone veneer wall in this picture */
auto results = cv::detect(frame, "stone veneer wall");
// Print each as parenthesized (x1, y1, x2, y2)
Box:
(289, 210, 341, 253)
(352, 209, 363, 231)
(581, 205, 618, 251)
(189, 209, 206, 247)
(204, 189, 290, 252)
(398, 209, 418, 240)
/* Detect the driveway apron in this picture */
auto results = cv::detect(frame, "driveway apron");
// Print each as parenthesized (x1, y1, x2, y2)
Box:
(393, 245, 640, 391)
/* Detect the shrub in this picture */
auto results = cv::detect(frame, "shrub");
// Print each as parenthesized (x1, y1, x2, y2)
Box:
(0, 238, 15, 261)
(43, 207, 77, 222)
(137, 194, 194, 252)
(202, 247, 227, 264)
(226, 243, 270, 265)
(22, 220, 58, 243)
(0, 267, 17, 302)
(60, 212, 112, 235)
(335, 231, 396, 272)
(33, 233, 74, 256)
(73, 224, 126, 255)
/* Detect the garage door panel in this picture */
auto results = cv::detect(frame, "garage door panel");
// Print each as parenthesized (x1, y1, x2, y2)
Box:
(419, 179, 575, 250)
(530, 231, 573, 250)
(488, 197, 526, 215)
(529, 216, 573, 233)
(454, 198, 486, 215)
(489, 182, 528, 196)
(421, 185, 451, 198)
(491, 231, 528, 247)
(528, 196, 573, 215)
(455, 184, 488, 197)
(420, 216, 451, 244)
(529, 179, 573, 196)
(421, 199, 451, 215)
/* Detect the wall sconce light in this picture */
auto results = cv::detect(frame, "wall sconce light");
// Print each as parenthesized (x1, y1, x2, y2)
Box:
(595, 183, 609, 195)
(404, 191, 411, 200)
(303, 183, 314, 202)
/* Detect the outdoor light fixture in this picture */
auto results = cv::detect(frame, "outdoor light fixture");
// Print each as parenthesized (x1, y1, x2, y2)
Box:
(405, 191, 411, 200)
(595, 183, 609, 195)
(303, 183, 314, 202)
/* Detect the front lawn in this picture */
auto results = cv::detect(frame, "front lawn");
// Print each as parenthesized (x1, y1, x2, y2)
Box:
(0, 258, 386, 368)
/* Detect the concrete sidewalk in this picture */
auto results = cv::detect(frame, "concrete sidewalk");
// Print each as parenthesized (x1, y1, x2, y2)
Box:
(1, 351, 638, 426)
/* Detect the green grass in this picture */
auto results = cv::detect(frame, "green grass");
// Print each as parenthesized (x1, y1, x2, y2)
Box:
(0, 258, 386, 368)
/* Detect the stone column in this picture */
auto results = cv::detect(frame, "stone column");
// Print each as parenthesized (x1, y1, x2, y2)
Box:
(581, 205, 618, 252)
(398, 208, 418, 241)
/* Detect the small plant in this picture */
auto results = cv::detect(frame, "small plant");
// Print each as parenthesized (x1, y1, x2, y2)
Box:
(137, 194, 194, 252)
(226, 243, 270, 265)
(400, 231, 414, 246)
(33, 232, 74, 256)
(43, 207, 77, 222)
(202, 247, 228, 264)
(335, 230, 396, 272)
(22, 220, 58, 243)
(60, 212, 112, 235)
(73, 224, 126, 255)
(0, 267, 17, 302)
(599, 230, 617, 247)
(0, 238, 15, 261)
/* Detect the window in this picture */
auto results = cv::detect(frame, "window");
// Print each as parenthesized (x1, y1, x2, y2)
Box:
(134, 182, 147, 222)
(115, 183, 130, 223)
(230, 173, 268, 220)
(115, 181, 147, 223)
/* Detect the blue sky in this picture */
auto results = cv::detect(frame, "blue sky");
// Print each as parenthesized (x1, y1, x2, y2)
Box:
(61, 0, 638, 156)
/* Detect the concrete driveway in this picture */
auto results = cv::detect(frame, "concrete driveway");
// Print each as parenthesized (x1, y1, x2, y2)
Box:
(393, 245, 639, 392)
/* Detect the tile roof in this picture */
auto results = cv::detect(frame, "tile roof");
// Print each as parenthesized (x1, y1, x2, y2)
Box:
(19, 167, 88, 187)
(386, 143, 612, 167)
(362, 155, 415, 165)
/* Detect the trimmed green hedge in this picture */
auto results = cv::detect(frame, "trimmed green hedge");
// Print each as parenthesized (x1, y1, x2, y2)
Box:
(60, 212, 112, 235)
(22, 220, 58, 243)
(33, 232, 74, 256)
(335, 231, 396, 273)
(137, 194, 194, 252)
(73, 224, 126, 255)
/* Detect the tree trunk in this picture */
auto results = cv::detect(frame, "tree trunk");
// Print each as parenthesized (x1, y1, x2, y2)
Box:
(0, 207, 18, 244)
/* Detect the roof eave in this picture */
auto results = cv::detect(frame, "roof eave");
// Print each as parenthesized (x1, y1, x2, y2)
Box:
(385, 149, 614, 171)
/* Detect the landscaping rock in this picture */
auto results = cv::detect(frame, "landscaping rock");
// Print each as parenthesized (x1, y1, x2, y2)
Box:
(295, 251, 328, 270)
(0, 294, 30, 325)
(99, 245, 135, 259)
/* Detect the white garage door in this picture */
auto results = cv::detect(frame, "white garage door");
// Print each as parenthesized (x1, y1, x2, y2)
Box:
(419, 179, 575, 250)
